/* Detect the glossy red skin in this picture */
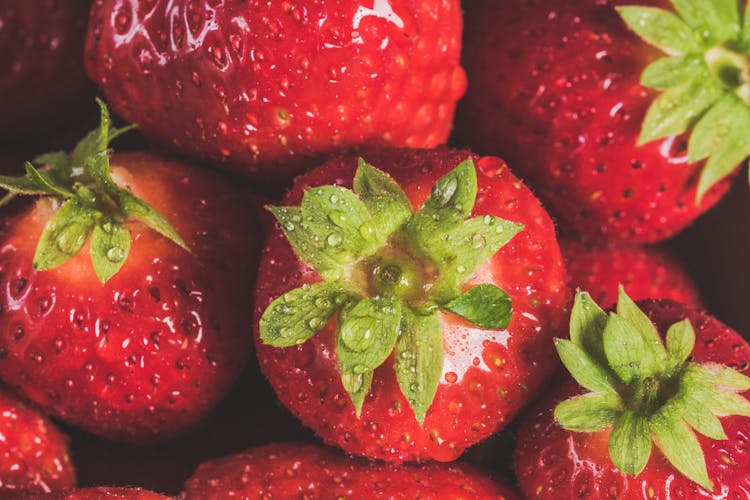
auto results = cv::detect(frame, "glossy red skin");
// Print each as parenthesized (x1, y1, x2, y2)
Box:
(85, 0, 466, 182)
(254, 148, 569, 462)
(561, 238, 702, 309)
(514, 300, 750, 499)
(0, 1, 96, 144)
(181, 442, 518, 499)
(455, 0, 734, 244)
(0, 386, 75, 498)
(35, 487, 170, 499)
(0, 152, 259, 443)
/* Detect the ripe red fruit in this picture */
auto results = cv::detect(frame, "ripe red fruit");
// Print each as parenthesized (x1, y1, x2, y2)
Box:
(560, 237, 702, 308)
(85, 0, 467, 182)
(0, 1, 96, 144)
(0, 107, 259, 443)
(0, 386, 75, 497)
(38, 487, 169, 499)
(456, 0, 749, 243)
(514, 291, 750, 498)
(181, 442, 519, 499)
(254, 148, 569, 462)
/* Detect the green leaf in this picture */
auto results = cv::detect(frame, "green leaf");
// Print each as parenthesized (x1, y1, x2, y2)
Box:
(554, 392, 622, 432)
(617, 6, 701, 54)
(603, 315, 663, 384)
(443, 284, 512, 329)
(118, 189, 190, 253)
(615, 287, 668, 368)
(32, 151, 71, 170)
(555, 339, 618, 395)
(419, 215, 522, 299)
(665, 319, 695, 373)
(608, 411, 652, 476)
(673, 393, 727, 440)
(671, 0, 740, 45)
(638, 77, 723, 145)
(260, 282, 354, 347)
(268, 206, 339, 275)
(24, 163, 74, 199)
(688, 94, 747, 162)
(649, 403, 713, 490)
(394, 309, 443, 425)
(695, 101, 750, 201)
(691, 363, 750, 390)
(33, 199, 99, 271)
(89, 220, 131, 283)
(341, 369, 373, 417)
(353, 158, 413, 238)
(337, 297, 401, 378)
(569, 291, 609, 366)
(0, 173, 50, 195)
(641, 55, 706, 89)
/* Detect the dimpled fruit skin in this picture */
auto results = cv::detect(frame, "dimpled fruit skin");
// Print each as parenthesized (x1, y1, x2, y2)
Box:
(0, 152, 258, 443)
(181, 442, 519, 499)
(38, 487, 170, 499)
(514, 301, 750, 499)
(253, 148, 569, 462)
(85, 0, 466, 182)
(455, 0, 733, 243)
(0, 387, 75, 498)
(0, 0, 96, 143)
(560, 237, 702, 309)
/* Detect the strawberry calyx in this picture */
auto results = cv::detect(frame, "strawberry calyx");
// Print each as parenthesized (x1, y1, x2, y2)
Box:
(260, 158, 523, 424)
(0, 99, 189, 283)
(617, 1, 750, 201)
(555, 287, 750, 491)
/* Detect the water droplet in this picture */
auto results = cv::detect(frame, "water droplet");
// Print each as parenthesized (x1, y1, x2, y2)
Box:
(279, 327, 294, 338)
(314, 297, 331, 309)
(329, 194, 339, 204)
(471, 233, 486, 249)
(445, 372, 458, 383)
(328, 211, 348, 227)
(106, 247, 126, 262)
(308, 317, 325, 330)
(456, 265, 466, 274)
(359, 222, 375, 239)
(56, 224, 87, 255)
(483, 215, 493, 225)
(327, 233, 342, 246)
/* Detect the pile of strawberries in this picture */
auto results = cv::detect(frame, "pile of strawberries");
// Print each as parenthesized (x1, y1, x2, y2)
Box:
(1, 0, 750, 498)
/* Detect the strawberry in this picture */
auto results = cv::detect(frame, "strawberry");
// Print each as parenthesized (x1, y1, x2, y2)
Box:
(0, 102, 258, 443)
(560, 237, 702, 308)
(254, 148, 569, 462)
(36, 487, 169, 499)
(181, 442, 519, 499)
(455, 0, 750, 243)
(514, 289, 750, 498)
(0, 1, 96, 145)
(84, 0, 467, 182)
(0, 385, 75, 497)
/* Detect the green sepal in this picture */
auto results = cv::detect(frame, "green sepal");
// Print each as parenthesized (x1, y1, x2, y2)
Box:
(341, 369, 374, 417)
(118, 190, 190, 253)
(336, 297, 401, 382)
(443, 284, 512, 329)
(32, 151, 71, 171)
(90, 220, 131, 283)
(569, 290, 609, 365)
(673, 392, 727, 440)
(33, 199, 99, 271)
(555, 339, 617, 395)
(353, 158, 413, 238)
(554, 392, 622, 432)
(688, 380, 750, 416)
(638, 77, 723, 145)
(670, 0, 740, 46)
(741, 0, 750, 49)
(641, 55, 706, 89)
(616, 6, 701, 54)
(615, 286, 668, 371)
(24, 162, 75, 199)
(260, 282, 356, 348)
(395, 308, 443, 425)
(691, 362, 750, 390)
(608, 410, 651, 476)
(649, 403, 713, 491)
(603, 313, 663, 383)
(688, 94, 746, 162)
(665, 319, 695, 374)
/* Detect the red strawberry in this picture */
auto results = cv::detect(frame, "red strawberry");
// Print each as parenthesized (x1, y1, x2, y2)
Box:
(0, 1, 96, 144)
(254, 148, 569, 462)
(455, 0, 750, 243)
(0, 103, 258, 443)
(36, 487, 169, 499)
(0, 385, 75, 497)
(181, 442, 519, 499)
(84, 0, 467, 182)
(514, 289, 750, 498)
(560, 237, 702, 308)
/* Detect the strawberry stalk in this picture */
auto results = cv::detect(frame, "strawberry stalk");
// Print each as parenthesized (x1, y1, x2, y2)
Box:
(260, 159, 523, 423)
(618, 0, 750, 200)
(0, 99, 188, 283)
(556, 287, 750, 490)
